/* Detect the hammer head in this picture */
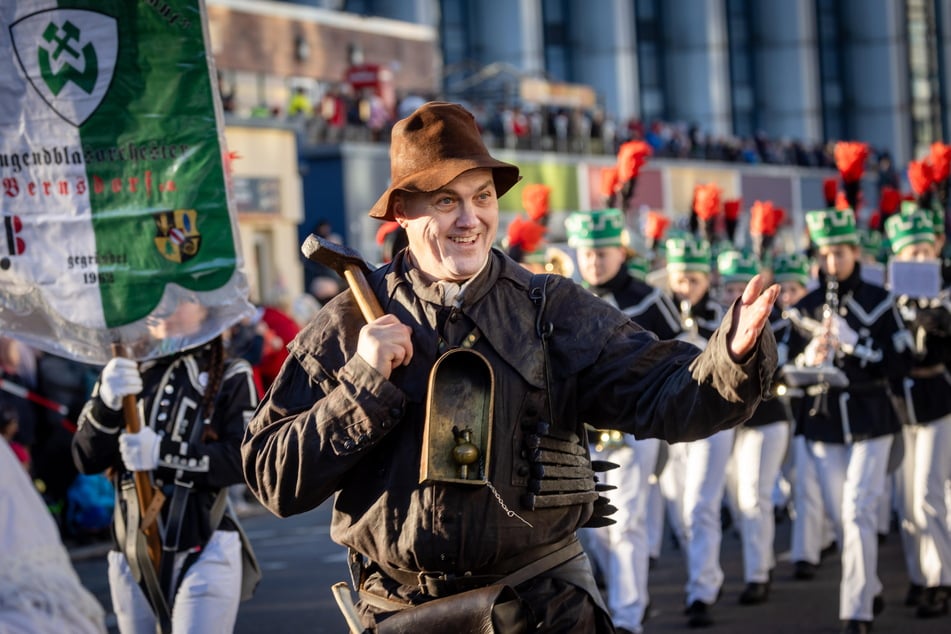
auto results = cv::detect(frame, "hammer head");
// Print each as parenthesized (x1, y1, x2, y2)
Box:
(301, 234, 374, 277)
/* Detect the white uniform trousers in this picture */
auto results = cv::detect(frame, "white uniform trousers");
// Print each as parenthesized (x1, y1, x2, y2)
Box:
(682, 428, 735, 605)
(735, 421, 790, 583)
(647, 476, 664, 560)
(809, 436, 893, 621)
(108, 530, 242, 634)
(897, 415, 951, 587)
(586, 437, 659, 632)
(790, 436, 835, 564)
(659, 442, 687, 551)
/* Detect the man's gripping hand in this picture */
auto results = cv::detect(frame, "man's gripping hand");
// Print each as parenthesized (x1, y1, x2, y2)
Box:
(357, 314, 413, 379)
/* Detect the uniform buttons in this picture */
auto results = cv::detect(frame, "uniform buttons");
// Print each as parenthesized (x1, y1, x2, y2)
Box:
(343, 439, 355, 450)
(358, 433, 369, 444)
(448, 310, 459, 323)
(380, 420, 392, 430)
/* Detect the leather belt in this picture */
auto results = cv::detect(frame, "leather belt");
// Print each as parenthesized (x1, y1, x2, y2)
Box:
(373, 534, 581, 598)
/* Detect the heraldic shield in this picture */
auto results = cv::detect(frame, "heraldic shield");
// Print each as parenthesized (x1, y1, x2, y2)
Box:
(420, 348, 495, 485)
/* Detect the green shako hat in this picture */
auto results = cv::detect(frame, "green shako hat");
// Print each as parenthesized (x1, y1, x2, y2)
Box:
(805, 208, 858, 247)
(565, 208, 627, 248)
(627, 255, 650, 281)
(665, 236, 711, 273)
(885, 211, 934, 254)
(716, 249, 759, 284)
(773, 253, 811, 286)
(901, 200, 944, 236)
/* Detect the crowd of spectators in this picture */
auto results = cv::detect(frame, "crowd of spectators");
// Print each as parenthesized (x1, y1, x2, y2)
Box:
(237, 80, 851, 169)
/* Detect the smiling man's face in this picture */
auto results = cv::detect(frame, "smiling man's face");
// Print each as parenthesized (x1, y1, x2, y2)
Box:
(393, 168, 499, 283)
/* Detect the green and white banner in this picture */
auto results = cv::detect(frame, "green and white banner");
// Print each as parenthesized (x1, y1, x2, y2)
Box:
(0, 0, 252, 364)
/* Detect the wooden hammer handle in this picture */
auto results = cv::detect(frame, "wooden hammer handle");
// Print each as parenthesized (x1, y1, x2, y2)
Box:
(343, 265, 384, 322)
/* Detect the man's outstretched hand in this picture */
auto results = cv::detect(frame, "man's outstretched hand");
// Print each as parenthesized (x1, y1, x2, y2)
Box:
(727, 274, 780, 362)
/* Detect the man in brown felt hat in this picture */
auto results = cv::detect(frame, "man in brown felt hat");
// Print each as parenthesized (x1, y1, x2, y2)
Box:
(242, 101, 781, 633)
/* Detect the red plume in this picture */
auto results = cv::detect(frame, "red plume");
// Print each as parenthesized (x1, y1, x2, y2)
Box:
(908, 160, 934, 196)
(507, 217, 546, 253)
(645, 211, 670, 243)
(617, 141, 652, 182)
(930, 142, 951, 182)
(723, 198, 742, 221)
(375, 221, 400, 245)
(750, 201, 773, 236)
(835, 191, 852, 211)
(771, 207, 786, 234)
(600, 167, 620, 200)
(693, 183, 722, 221)
(823, 178, 838, 206)
(878, 186, 900, 215)
(868, 212, 882, 231)
(521, 184, 551, 221)
(834, 141, 870, 183)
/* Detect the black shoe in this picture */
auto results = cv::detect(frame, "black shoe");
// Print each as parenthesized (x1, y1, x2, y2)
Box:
(872, 594, 885, 617)
(685, 600, 714, 628)
(738, 581, 770, 605)
(841, 620, 872, 634)
(905, 583, 925, 606)
(793, 560, 818, 580)
(916, 587, 950, 618)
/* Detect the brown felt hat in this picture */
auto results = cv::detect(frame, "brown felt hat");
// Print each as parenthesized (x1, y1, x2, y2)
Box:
(369, 102, 521, 220)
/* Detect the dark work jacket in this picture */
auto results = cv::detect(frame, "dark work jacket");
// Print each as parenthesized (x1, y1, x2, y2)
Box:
(243, 249, 777, 627)
(787, 265, 912, 443)
(588, 268, 682, 340)
(894, 290, 951, 424)
(72, 346, 257, 552)
(744, 307, 792, 428)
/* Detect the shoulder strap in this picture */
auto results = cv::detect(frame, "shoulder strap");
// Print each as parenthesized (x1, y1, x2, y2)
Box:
(529, 274, 556, 427)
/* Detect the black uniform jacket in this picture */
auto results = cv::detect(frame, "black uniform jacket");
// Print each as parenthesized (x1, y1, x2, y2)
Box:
(894, 290, 951, 424)
(588, 267, 682, 340)
(787, 265, 913, 443)
(73, 346, 257, 552)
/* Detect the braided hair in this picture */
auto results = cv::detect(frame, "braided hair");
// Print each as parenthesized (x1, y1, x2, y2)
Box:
(200, 335, 225, 442)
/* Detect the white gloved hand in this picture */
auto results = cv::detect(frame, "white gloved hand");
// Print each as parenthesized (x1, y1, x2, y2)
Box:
(119, 426, 161, 472)
(99, 357, 143, 411)
(803, 337, 826, 366)
(831, 315, 859, 349)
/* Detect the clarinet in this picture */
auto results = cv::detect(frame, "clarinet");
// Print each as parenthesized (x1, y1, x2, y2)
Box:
(678, 299, 707, 350)
(808, 277, 843, 417)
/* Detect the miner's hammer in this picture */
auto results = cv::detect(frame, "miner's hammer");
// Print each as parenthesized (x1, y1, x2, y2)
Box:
(301, 234, 384, 322)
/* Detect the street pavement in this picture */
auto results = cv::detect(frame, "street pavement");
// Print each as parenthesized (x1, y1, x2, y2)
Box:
(71, 499, 951, 633)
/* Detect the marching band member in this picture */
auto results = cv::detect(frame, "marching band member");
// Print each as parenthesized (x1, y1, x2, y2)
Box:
(885, 210, 951, 618)
(662, 236, 732, 628)
(72, 304, 260, 634)
(776, 253, 839, 581)
(786, 209, 913, 634)
(566, 208, 681, 634)
(717, 250, 790, 605)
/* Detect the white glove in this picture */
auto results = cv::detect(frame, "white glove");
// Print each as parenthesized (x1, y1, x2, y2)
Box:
(119, 426, 161, 472)
(803, 337, 826, 367)
(831, 315, 859, 349)
(99, 357, 143, 411)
